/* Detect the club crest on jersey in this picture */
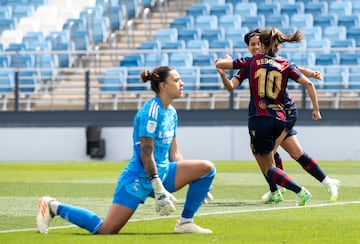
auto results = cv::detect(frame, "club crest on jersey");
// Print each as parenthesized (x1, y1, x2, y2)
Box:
(258, 100, 267, 109)
(147, 120, 157, 133)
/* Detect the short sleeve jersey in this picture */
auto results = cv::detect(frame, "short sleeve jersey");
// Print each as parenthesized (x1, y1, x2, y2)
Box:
(120, 96, 178, 184)
(233, 54, 302, 121)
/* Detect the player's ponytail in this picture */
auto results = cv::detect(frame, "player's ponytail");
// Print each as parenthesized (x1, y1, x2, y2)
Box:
(260, 28, 303, 56)
(140, 66, 174, 94)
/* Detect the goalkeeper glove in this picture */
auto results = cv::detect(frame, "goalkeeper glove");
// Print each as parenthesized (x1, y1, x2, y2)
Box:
(151, 175, 177, 216)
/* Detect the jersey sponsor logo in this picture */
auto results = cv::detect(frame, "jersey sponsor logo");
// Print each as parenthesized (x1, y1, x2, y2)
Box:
(147, 120, 157, 133)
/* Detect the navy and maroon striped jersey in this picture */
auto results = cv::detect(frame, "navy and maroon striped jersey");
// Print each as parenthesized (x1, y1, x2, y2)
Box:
(232, 54, 302, 121)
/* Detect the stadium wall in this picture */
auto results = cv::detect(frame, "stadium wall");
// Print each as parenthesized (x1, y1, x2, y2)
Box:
(0, 109, 359, 161)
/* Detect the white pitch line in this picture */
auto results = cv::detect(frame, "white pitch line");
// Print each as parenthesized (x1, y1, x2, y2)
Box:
(1, 200, 359, 234)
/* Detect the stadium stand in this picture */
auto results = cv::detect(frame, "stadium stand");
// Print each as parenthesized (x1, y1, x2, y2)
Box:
(1, 0, 360, 111)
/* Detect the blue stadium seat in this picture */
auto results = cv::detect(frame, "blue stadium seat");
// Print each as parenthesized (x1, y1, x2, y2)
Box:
(99, 67, 127, 92)
(280, 27, 297, 35)
(170, 16, 194, 30)
(201, 0, 225, 5)
(70, 31, 90, 51)
(160, 40, 185, 51)
(289, 52, 315, 66)
(323, 67, 346, 90)
(6, 43, 26, 52)
(323, 26, 347, 40)
(35, 54, 56, 81)
(120, 54, 144, 67)
(142, 0, 156, 8)
(331, 39, 356, 49)
(144, 53, 168, 67)
(241, 15, 265, 30)
(257, 2, 280, 17)
(25, 41, 51, 51)
(234, 2, 257, 16)
(200, 28, 225, 42)
(347, 27, 360, 47)
(315, 52, 340, 65)
(302, 26, 322, 41)
(304, 2, 328, 15)
(153, 28, 178, 43)
(282, 41, 306, 51)
(13, 5, 35, 21)
(22, 31, 44, 46)
(177, 67, 199, 91)
(126, 67, 148, 91)
(186, 3, 210, 18)
(63, 18, 86, 32)
(0, 18, 16, 34)
(209, 3, 233, 18)
(11, 54, 34, 68)
(218, 15, 241, 29)
(265, 14, 289, 28)
(178, 28, 201, 42)
(139, 40, 161, 50)
(348, 67, 360, 90)
(339, 52, 360, 65)
(0, 56, 10, 68)
(103, 5, 125, 31)
(169, 52, 193, 67)
(0, 6, 12, 18)
(28, 0, 49, 9)
(46, 31, 69, 43)
(193, 53, 217, 66)
(18, 70, 37, 93)
(337, 15, 360, 29)
(353, 2, 360, 14)
(195, 15, 218, 30)
(225, 27, 249, 48)
(4, 0, 28, 6)
(124, 0, 142, 18)
(0, 69, 15, 93)
(307, 38, 331, 53)
(290, 13, 313, 28)
(313, 14, 338, 28)
(186, 39, 209, 54)
(199, 67, 222, 90)
(209, 39, 233, 57)
(280, 2, 304, 17)
(51, 42, 71, 68)
(328, 1, 352, 16)
(88, 17, 110, 44)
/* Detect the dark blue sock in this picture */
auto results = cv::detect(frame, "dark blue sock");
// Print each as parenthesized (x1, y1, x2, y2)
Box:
(297, 153, 326, 182)
(263, 173, 278, 192)
(267, 167, 302, 194)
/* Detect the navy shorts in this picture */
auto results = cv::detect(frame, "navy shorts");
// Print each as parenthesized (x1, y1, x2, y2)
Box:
(285, 108, 298, 138)
(248, 117, 285, 156)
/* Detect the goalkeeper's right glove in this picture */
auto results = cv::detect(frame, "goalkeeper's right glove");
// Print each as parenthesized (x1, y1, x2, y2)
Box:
(151, 176, 177, 216)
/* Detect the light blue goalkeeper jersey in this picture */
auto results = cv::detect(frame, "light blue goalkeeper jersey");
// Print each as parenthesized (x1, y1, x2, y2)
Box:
(116, 96, 178, 201)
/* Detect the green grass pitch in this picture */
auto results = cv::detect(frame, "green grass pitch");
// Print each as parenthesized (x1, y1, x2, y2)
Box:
(0, 161, 359, 243)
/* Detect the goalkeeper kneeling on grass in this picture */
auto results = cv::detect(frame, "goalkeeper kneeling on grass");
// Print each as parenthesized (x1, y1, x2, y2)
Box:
(36, 66, 216, 235)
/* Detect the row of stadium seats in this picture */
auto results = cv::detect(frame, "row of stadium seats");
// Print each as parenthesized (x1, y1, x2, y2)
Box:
(199, 0, 360, 16)
(99, 66, 360, 93)
(171, 13, 360, 34)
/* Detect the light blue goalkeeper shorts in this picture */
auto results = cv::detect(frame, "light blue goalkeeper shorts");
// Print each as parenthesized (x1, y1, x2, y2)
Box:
(112, 162, 177, 211)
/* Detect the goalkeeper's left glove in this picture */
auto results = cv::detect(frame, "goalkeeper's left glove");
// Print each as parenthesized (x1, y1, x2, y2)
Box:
(151, 176, 177, 216)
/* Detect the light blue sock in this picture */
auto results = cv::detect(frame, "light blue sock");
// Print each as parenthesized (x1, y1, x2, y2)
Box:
(57, 203, 102, 234)
(182, 166, 216, 218)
